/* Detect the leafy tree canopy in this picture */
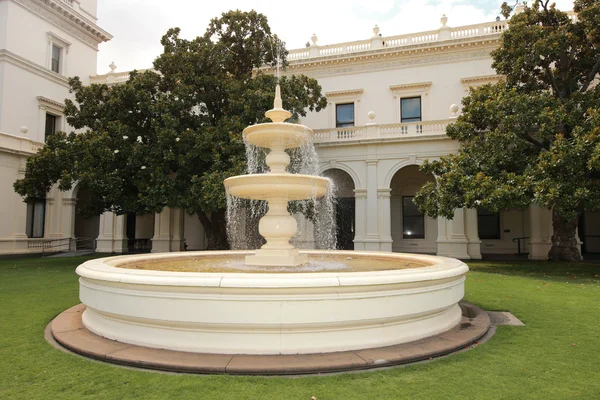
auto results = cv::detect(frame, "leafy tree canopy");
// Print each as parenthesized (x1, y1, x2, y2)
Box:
(14, 10, 327, 249)
(414, 0, 600, 261)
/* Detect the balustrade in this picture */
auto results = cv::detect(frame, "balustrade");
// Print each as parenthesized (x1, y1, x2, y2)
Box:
(287, 19, 509, 61)
(313, 120, 451, 144)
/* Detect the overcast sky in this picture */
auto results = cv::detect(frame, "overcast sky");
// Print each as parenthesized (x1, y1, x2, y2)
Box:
(95, 0, 575, 74)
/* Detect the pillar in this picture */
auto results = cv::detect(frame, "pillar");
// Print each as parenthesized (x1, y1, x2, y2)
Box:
(96, 212, 127, 253)
(378, 188, 392, 252)
(152, 208, 185, 253)
(62, 196, 77, 251)
(12, 166, 29, 252)
(436, 208, 470, 259)
(529, 204, 552, 260)
(364, 160, 380, 250)
(465, 208, 482, 259)
(353, 189, 367, 250)
(170, 208, 185, 251)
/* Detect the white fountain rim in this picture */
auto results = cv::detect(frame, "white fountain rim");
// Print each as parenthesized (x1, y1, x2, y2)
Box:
(76, 250, 468, 289)
(243, 122, 313, 133)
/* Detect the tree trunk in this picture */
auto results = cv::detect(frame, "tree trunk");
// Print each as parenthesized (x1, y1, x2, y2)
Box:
(548, 212, 582, 261)
(197, 209, 230, 250)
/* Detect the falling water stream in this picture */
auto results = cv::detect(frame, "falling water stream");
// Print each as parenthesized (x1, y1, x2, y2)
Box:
(226, 128, 337, 251)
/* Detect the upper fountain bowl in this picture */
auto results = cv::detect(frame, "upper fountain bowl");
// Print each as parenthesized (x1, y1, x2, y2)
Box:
(243, 123, 312, 150)
(224, 173, 329, 201)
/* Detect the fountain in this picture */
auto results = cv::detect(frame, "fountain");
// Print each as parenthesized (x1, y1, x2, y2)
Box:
(223, 85, 329, 266)
(62, 86, 480, 367)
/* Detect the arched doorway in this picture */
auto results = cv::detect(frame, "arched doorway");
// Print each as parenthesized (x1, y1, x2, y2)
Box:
(323, 169, 355, 250)
(74, 187, 100, 250)
(390, 165, 437, 253)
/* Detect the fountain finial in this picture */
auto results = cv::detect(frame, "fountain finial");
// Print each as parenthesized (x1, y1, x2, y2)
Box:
(265, 84, 292, 123)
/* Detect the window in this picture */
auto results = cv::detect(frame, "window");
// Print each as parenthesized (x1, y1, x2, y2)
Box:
(401, 97, 422, 122)
(51, 44, 61, 73)
(477, 208, 501, 239)
(336, 103, 354, 127)
(45, 113, 57, 141)
(402, 196, 424, 239)
(26, 200, 46, 238)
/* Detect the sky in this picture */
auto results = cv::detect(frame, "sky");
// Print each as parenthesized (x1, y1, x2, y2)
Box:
(95, 0, 575, 75)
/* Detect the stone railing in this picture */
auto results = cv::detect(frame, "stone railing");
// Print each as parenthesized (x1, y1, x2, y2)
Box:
(89, 70, 141, 85)
(0, 132, 44, 154)
(288, 19, 509, 61)
(312, 119, 452, 143)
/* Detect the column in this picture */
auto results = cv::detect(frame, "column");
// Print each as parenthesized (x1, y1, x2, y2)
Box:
(113, 214, 127, 253)
(170, 208, 185, 251)
(378, 188, 392, 252)
(96, 212, 127, 253)
(152, 208, 186, 253)
(364, 160, 380, 250)
(465, 208, 482, 259)
(12, 166, 29, 252)
(436, 208, 470, 259)
(62, 196, 77, 251)
(529, 204, 551, 260)
(152, 209, 172, 253)
(353, 189, 367, 250)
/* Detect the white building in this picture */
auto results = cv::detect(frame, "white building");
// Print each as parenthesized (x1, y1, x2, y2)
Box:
(1, 6, 598, 258)
(0, 0, 110, 254)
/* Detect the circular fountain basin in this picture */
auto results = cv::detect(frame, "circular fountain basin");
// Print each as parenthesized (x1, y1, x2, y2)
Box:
(243, 122, 312, 149)
(76, 251, 468, 355)
(224, 173, 329, 200)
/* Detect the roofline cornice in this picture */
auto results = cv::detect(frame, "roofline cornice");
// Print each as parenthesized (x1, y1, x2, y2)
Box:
(9, 0, 112, 49)
(262, 36, 501, 78)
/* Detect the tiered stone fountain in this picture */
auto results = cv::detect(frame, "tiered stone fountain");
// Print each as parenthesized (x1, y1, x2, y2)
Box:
(224, 85, 329, 267)
(71, 87, 471, 358)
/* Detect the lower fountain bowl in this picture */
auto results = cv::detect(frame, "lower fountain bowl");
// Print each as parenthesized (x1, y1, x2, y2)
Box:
(76, 250, 468, 355)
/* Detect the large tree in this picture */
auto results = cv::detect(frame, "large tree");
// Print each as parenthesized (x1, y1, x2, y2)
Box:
(14, 10, 327, 249)
(414, 0, 600, 261)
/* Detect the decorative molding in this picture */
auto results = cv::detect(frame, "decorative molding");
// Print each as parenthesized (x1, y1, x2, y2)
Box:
(37, 96, 65, 112)
(325, 88, 364, 98)
(47, 31, 72, 53)
(10, 0, 112, 50)
(460, 74, 505, 91)
(281, 42, 498, 78)
(0, 49, 70, 87)
(390, 82, 432, 92)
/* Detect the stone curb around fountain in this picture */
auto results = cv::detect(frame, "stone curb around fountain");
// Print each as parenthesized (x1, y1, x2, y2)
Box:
(48, 302, 491, 376)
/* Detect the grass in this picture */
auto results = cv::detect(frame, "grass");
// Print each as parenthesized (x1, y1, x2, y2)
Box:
(1, 255, 599, 399)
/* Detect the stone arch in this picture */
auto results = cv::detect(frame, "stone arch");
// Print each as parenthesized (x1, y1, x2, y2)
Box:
(322, 168, 356, 250)
(319, 163, 361, 189)
(383, 159, 427, 190)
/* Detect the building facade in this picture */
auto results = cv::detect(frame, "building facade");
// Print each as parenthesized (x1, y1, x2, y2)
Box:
(0, 0, 110, 254)
(2, 6, 598, 258)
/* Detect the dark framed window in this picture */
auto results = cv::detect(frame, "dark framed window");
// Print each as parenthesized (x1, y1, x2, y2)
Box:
(401, 97, 422, 122)
(336, 103, 354, 127)
(45, 113, 57, 141)
(26, 200, 46, 238)
(51, 44, 61, 73)
(402, 196, 424, 239)
(477, 208, 501, 239)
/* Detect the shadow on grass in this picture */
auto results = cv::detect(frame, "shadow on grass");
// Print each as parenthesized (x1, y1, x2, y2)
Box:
(466, 260, 600, 282)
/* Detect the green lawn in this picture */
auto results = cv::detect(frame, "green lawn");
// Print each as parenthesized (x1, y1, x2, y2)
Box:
(1, 255, 599, 399)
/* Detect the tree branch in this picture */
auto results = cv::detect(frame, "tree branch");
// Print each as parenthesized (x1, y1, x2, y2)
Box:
(581, 56, 600, 92)
(544, 66, 564, 100)
(524, 133, 548, 151)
